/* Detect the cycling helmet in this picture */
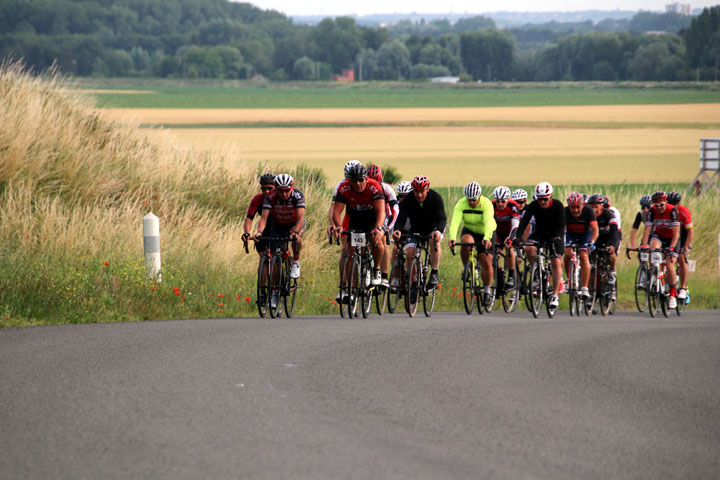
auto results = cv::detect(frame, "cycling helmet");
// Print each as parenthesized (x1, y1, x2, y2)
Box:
(412, 175, 430, 191)
(587, 193, 604, 205)
(259, 173, 276, 185)
(274, 173, 294, 189)
(535, 182, 553, 198)
(567, 191, 583, 207)
(582, 193, 589, 204)
(464, 182, 482, 200)
(396, 181, 412, 196)
(639, 194, 652, 208)
(667, 191, 681, 205)
(603, 195, 611, 208)
(651, 191, 667, 204)
(344, 160, 362, 178)
(346, 164, 368, 181)
(512, 189, 527, 201)
(367, 164, 383, 183)
(493, 186, 511, 200)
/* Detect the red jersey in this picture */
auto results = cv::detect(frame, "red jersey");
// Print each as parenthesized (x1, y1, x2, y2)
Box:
(492, 199, 521, 237)
(646, 204, 679, 239)
(246, 193, 265, 219)
(262, 188, 306, 226)
(334, 178, 384, 216)
(676, 205, 693, 230)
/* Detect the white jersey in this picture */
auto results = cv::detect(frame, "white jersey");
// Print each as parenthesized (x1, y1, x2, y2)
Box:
(609, 206, 622, 232)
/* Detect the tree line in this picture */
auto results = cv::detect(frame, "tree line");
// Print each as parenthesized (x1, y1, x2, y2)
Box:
(1, 0, 718, 82)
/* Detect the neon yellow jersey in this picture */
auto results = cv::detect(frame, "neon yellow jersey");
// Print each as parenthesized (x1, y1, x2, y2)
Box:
(448, 196, 497, 242)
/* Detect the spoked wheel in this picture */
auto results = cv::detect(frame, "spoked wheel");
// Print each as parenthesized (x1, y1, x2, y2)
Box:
(423, 279, 436, 317)
(462, 261, 475, 315)
(338, 256, 350, 318)
(256, 255, 270, 318)
(375, 283, 387, 315)
(676, 290, 687, 316)
(269, 255, 284, 318)
(405, 257, 421, 317)
(360, 264, 373, 319)
(387, 262, 403, 313)
(347, 255, 361, 318)
(284, 265, 297, 318)
(522, 263, 533, 313)
(568, 263, 579, 317)
(648, 273, 660, 318)
(660, 283, 670, 318)
(528, 262, 543, 318)
(584, 268, 597, 316)
(545, 270, 556, 318)
(599, 278, 611, 317)
(502, 268, 519, 313)
(634, 265, 649, 313)
(484, 263, 498, 314)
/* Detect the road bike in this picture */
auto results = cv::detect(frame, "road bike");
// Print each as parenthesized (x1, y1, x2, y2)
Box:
(525, 240, 557, 318)
(647, 248, 686, 318)
(450, 241, 486, 315)
(626, 247, 650, 313)
(332, 230, 377, 319)
(586, 248, 616, 317)
(403, 234, 437, 318)
(245, 235, 298, 318)
(387, 239, 407, 314)
(492, 242, 520, 313)
(566, 243, 582, 316)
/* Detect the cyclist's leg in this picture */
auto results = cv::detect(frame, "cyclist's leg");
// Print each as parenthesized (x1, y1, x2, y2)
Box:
(429, 230, 443, 271)
(548, 238, 564, 297)
(579, 249, 591, 288)
(459, 231, 474, 266)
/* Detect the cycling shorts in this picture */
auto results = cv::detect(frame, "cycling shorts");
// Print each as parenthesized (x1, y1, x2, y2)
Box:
(650, 234, 680, 257)
(527, 232, 563, 259)
(460, 227, 493, 254)
(565, 231, 592, 250)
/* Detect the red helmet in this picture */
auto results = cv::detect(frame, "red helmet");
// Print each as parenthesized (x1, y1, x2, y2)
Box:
(367, 164, 383, 183)
(412, 175, 430, 191)
(651, 191, 667, 204)
(567, 191, 583, 207)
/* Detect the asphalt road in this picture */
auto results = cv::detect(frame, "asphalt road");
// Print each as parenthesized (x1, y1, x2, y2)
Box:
(1, 310, 719, 479)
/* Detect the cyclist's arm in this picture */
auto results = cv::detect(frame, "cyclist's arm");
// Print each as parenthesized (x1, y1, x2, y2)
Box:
(590, 221, 599, 244)
(482, 198, 497, 242)
(606, 223, 619, 249)
(330, 201, 345, 230)
(447, 198, 464, 242)
(670, 225, 680, 250)
(292, 208, 305, 235)
(641, 210, 653, 246)
(373, 198, 386, 229)
(515, 204, 533, 240)
(243, 216, 253, 236)
(256, 208, 271, 236)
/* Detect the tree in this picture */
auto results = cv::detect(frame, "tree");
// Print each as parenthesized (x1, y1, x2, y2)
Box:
(627, 34, 687, 81)
(683, 6, 720, 70)
(293, 56, 315, 80)
(459, 29, 517, 81)
(308, 17, 363, 73)
(355, 48, 378, 81)
(376, 40, 411, 80)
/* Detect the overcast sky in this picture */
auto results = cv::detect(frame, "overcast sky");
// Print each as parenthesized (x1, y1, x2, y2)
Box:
(245, 1, 718, 16)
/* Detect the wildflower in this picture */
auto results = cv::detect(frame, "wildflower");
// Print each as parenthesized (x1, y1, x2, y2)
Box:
(173, 287, 180, 293)
(244, 297, 251, 303)
(208, 294, 214, 297)
(152, 287, 157, 292)
(103, 261, 109, 267)
(236, 296, 241, 300)
(217, 302, 224, 307)
(437, 284, 442, 290)
(220, 309, 224, 313)
(217, 294, 224, 298)
(332, 301, 338, 305)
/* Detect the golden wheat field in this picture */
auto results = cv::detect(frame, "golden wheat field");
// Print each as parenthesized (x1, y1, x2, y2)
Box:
(103, 104, 720, 186)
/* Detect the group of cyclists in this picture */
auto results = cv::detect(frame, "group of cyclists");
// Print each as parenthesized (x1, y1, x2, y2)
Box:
(242, 161, 694, 315)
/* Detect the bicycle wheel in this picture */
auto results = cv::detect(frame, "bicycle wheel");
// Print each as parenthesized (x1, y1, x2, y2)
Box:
(387, 261, 403, 313)
(528, 262, 543, 318)
(284, 260, 297, 318)
(462, 260, 475, 315)
(269, 255, 284, 318)
(256, 255, 270, 318)
(347, 255, 361, 318)
(634, 265, 648, 313)
(568, 262, 578, 317)
(676, 290, 686, 316)
(338, 255, 351, 318)
(599, 277, 611, 317)
(648, 272, 659, 317)
(375, 283, 387, 315)
(584, 267, 597, 316)
(660, 282, 669, 318)
(484, 261, 498, 314)
(522, 261, 533, 313)
(423, 269, 436, 317)
(545, 269, 556, 318)
(361, 260, 373, 319)
(405, 257, 421, 317)
(502, 267, 519, 313)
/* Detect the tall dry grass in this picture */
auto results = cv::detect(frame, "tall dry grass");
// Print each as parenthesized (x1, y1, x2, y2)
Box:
(0, 61, 337, 326)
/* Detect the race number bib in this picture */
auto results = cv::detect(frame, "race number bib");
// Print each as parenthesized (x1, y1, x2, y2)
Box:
(650, 251, 663, 265)
(351, 232, 367, 247)
(639, 252, 649, 262)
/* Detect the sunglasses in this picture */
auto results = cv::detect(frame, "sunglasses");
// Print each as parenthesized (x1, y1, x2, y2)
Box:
(516, 200, 526, 205)
(537, 197, 550, 202)
(653, 202, 666, 207)
(277, 187, 292, 193)
(261, 186, 274, 192)
(349, 177, 366, 183)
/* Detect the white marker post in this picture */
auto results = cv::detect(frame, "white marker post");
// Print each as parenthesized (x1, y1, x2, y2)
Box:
(143, 213, 161, 282)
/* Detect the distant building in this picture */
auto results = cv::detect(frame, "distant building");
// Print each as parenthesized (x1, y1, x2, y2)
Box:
(332, 69, 355, 82)
(430, 76, 460, 84)
(665, 2, 691, 15)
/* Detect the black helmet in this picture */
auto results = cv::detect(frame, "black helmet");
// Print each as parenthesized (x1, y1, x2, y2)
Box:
(639, 194, 652, 208)
(587, 194, 604, 205)
(667, 191, 681, 205)
(651, 191, 667, 204)
(259, 173, 276, 185)
(346, 164, 368, 181)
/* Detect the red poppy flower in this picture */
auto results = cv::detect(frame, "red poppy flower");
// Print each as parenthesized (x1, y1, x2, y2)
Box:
(244, 297, 251, 303)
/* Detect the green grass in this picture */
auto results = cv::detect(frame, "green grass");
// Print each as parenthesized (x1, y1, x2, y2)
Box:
(85, 81, 720, 109)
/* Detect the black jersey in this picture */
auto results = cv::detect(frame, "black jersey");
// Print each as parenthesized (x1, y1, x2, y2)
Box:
(395, 189, 447, 236)
(516, 198, 565, 241)
(596, 208, 619, 245)
(565, 205, 597, 234)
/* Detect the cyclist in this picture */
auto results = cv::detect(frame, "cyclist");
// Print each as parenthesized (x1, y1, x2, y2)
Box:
(667, 191, 693, 302)
(254, 174, 306, 308)
(641, 191, 681, 309)
(513, 189, 534, 242)
(604, 195, 622, 252)
(448, 182, 497, 306)
(243, 173, 276, 255)
(396, 181, 412, 202)
(629, 194, 652, 251)
(587, 194, 619, 294)
(388, 180, 413, 289)
(367, 164, 399, 288)
(492, 186, 520, 289)
(329, 160, 362, 301)
(392, 175, 447, 293)
(513, 182, 565, 309)
(330, 163, 386, 288)
(563, 192, 598, 299)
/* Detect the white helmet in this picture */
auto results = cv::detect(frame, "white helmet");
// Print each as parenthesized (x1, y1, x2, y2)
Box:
(493, 186, 511, 200)
(344, 160, 361, 178)
(396, 181, 412, 195)
(512, 189, 527, 201)
(464, 182, 482, 200)
(274, 173, 294, 189)
(535, 182, 553, 198)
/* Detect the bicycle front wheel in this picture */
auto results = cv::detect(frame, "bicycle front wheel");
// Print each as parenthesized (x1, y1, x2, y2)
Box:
(676, 290, 686, 316)
(423, 276, 436, 317)
(544, 269, 556, 318)
(405, 257, 421, 318)
(502, 268, 519, 313)
(284, 273, 297, 318)
(634, 265, 649, 312)
(462, 261, 475, 315)
(529, 262, 543, 318)
(256, 255, 270, 318)
(660, 283, 669, 318)
(648, 272, 659, 317)
(584, 268, 597, 316)
(360, 264, 373, 319)
(568, 262, 578, 317)
(599, 278, 611, 317)
(269, 255, 284, 318)
(387, 261, 403, 313)
(347, 255, 361, 318)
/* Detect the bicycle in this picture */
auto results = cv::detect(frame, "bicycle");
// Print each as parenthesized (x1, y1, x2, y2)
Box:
(566, 243, 583, 317)
(450, 241, 486, 315)
(403, 234, 437, 318)
(647, 248, 686, 318)
(524, 240, 557, 319)
(626, 247, 650, 313)
(592, 248, 616, 317)
(387, 239, 407, 314)
(245, 235, 298, 318)
(331, 230, 377, 319)
(492, 242, 520, 313)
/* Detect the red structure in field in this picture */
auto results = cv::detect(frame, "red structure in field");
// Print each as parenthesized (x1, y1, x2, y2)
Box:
(332, 69, 355, 82)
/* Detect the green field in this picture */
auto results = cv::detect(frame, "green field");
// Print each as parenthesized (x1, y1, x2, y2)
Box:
(86, 81, 720, 109)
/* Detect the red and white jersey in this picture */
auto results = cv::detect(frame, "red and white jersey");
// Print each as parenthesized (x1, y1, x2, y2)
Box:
(609, 206, 622, 232)
(381, 182, 399, 230)
(334, 178, 384, 215)
(263, 188, 306, 226)
(646, 204, 679, 239)
(676, 205, 693, 230)
(492, 199, 521, 237)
